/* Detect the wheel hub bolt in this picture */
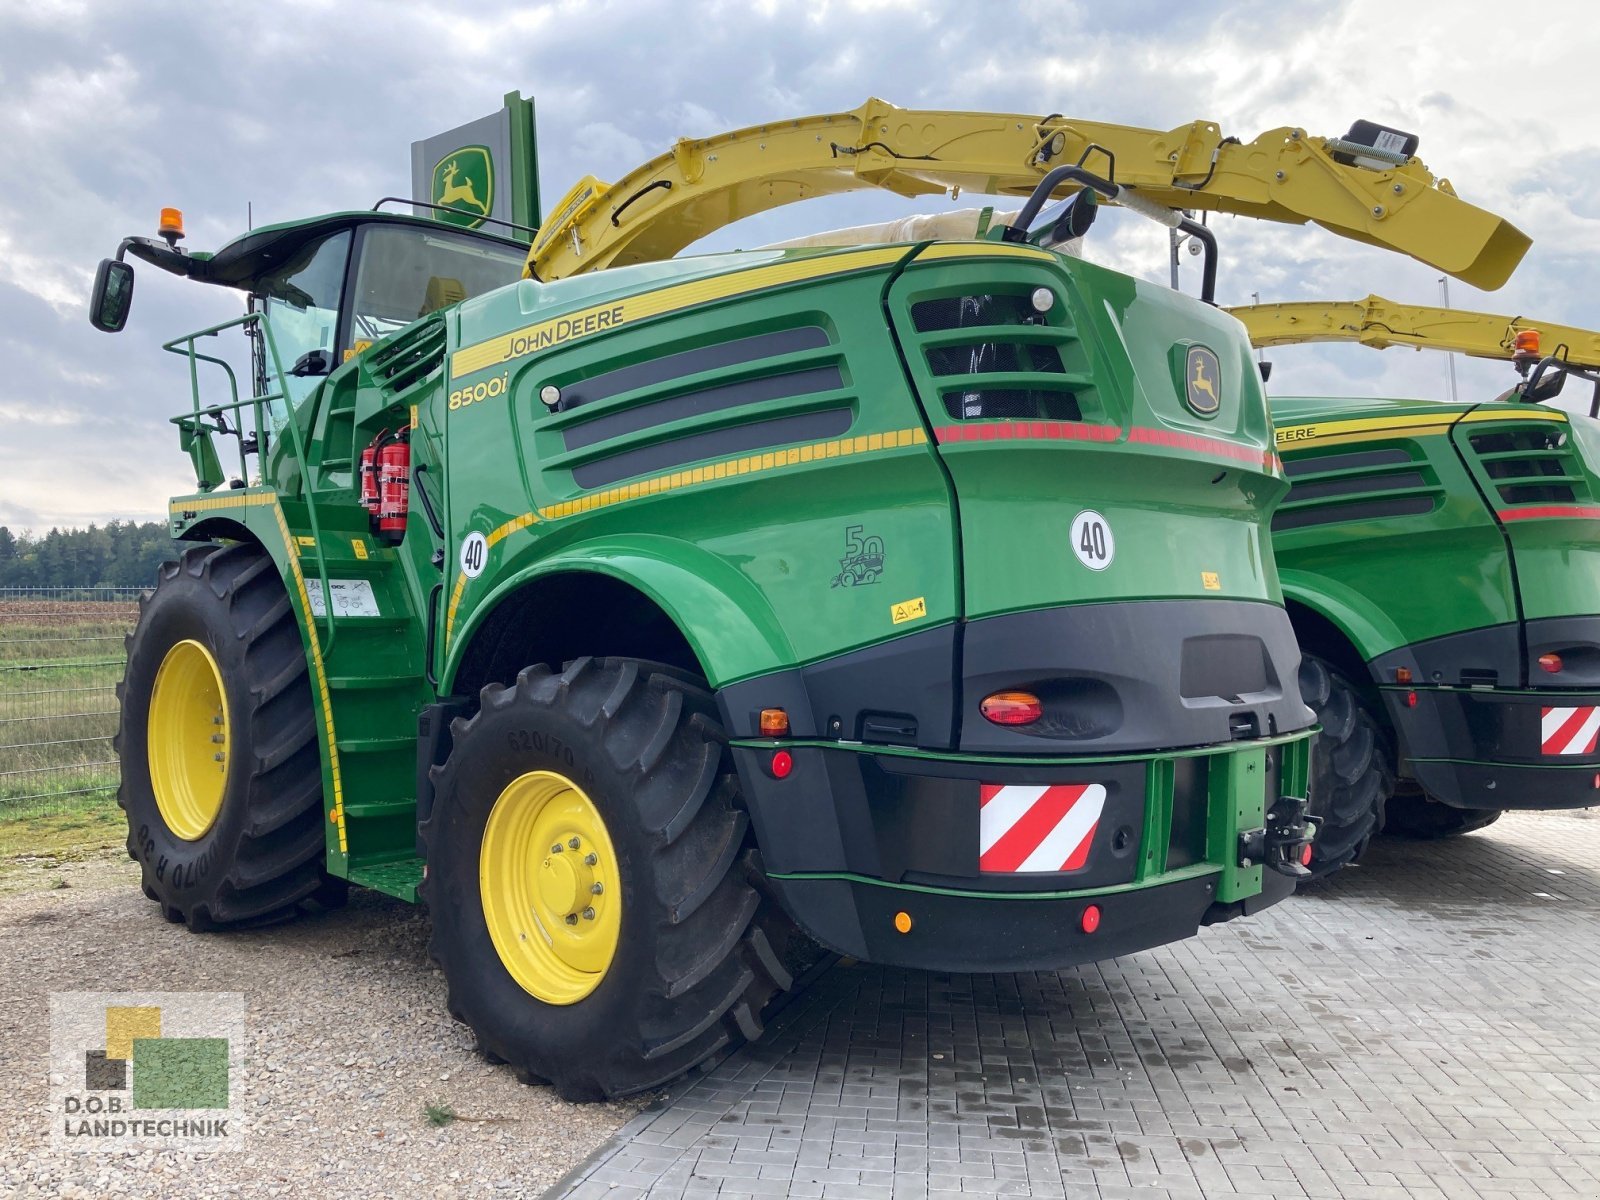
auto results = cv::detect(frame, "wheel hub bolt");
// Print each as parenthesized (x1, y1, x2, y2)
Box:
(591, 882, 604, 895)
(583, 853, 597, 866)
(551, 843, 564, 854)
(564, 913, 579, 925)
(581, 907, 596, 921)
(568, 836, 581, 850)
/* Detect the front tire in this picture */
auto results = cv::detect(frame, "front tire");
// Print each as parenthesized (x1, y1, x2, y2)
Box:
(421, 657, 794, 1101)
(116, 543, 332, 930)
(1300, 655, 1394, 879)
(1384, 792, 1503, 839)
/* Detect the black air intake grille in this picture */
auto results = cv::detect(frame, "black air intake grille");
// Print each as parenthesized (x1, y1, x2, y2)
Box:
(367, 314, 446, 398)
(1467, 425, 1584, 506)
(1275, 445, 1442, 531)
(909, 292, 1090, 422)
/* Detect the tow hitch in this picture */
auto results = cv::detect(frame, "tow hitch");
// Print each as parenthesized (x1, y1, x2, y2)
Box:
(1238, 795, 1320, 879)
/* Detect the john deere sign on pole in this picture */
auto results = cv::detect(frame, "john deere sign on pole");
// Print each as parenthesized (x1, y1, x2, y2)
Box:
(410, 91, 541, 242)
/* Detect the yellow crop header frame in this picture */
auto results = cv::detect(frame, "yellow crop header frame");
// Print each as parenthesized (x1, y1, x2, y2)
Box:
(529, 97, 1530, 289)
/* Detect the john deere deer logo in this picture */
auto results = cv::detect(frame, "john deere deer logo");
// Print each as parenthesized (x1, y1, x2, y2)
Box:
(1184, 345, 1222, 417)
(431, 146, 493, 229)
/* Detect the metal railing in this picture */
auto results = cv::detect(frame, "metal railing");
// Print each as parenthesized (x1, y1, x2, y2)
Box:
(0, 588, 142, 813)
(164, 308, 339, 654)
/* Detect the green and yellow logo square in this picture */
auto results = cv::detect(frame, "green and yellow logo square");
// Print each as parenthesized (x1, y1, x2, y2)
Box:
(431, 145, 494, 229)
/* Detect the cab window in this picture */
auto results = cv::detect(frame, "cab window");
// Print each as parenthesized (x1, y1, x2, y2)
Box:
(348, 224, 526, 350)
(254, 230, 351, 418)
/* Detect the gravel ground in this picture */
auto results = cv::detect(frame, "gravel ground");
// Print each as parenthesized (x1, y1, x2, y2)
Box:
(0, 853, 640, 1198)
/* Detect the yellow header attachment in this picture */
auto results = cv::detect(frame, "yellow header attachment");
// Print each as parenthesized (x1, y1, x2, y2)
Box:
(529, 98, 1530, 288)
(1226, 294, 1600, 369)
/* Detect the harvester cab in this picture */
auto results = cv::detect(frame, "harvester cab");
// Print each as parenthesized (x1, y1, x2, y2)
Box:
(1228, 294, 1600, 868)
(94, 100, 1531, 1100)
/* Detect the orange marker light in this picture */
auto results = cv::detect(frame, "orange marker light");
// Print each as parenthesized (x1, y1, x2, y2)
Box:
(158, 207, 185, 241)
(980, 691, 1043, 726)
(1514, 329, 1542, 356)
(893, 911, 913, 934)
(759, 707, 790, 737)
(1395, 667, 1412, 684)
(1539, 653, 1563, 674)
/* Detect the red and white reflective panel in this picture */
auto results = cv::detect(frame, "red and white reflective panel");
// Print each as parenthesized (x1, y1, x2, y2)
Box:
(979, 783, 1106, 873)
(1541, 706, 1600, 756)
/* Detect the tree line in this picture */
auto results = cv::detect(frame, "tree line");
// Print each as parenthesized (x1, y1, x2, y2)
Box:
(0, 522, 177, 588)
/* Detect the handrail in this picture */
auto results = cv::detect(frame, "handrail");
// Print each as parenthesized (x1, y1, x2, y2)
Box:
(162, 310, 337, 653)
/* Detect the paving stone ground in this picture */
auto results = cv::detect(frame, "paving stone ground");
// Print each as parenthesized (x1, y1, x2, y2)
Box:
(552, 809, 1600, 1199)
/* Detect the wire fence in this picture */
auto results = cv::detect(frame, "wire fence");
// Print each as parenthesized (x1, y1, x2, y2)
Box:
(0, 587, 142, 816)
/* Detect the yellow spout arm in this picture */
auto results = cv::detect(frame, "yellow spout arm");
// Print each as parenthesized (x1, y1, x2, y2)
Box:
(529, 98, 1530, 289)
(1226, 294, 1600, 369)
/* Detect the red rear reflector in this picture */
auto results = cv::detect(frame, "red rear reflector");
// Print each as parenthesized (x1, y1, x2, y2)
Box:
(1539, 653, 1564, 674)
(1406, 691, 1418, 708)
(1300, 844, 1313, 866)
(770, 750, 793, 779)
(981, 691, 1043, 726)
(759, 707, 790, 737)
(1080, 904, 1101, 934)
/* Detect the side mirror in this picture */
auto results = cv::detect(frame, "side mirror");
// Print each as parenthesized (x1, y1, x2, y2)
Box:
(290, 349, 334, 377)
(89, 258, 135, 332)
(1525, 367, 1566, 403)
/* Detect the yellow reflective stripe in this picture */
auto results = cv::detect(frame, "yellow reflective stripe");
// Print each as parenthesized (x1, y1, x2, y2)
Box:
(169, 491, 279, 513)
(912, 242, 1056, 263)
(1458, 408, 1567, 424)
(1274, 406, 1567, 450)
(444, 571, 470, 651)
(443, 426, 929, 648)
(450, 246, 908, 379)
(168, 491, 347, 853)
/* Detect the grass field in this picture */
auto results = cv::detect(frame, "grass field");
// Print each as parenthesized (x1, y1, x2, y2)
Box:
(0, 594, 140, 872)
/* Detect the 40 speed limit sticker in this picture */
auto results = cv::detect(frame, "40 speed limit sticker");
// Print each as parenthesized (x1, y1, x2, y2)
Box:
(459, 531, 489, 578)
(1069, 510, 1114, 571)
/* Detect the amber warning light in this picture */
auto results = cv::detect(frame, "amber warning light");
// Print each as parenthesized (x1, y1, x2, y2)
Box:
(1513, 329, 1542, 358)
(158, 207, 185, 247)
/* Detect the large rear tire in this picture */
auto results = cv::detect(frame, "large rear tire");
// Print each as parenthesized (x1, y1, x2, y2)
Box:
(1383, 792, 1503, 839)
(421, 657, 794, 1101)
(115, 543, 333, 930)
(1300, 655, 1393, 879)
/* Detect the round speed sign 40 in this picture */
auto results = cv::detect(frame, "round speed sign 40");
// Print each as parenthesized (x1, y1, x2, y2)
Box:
(1069, 510, 1114, 571)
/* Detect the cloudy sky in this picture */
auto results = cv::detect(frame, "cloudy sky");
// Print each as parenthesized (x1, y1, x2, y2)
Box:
(3, 0, 1598, 529)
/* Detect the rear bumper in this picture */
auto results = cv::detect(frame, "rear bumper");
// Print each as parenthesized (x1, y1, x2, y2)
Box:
(765, 870, 1276, 973)
(1383, 686, 1600, 810)
(730, 733, 1311, 972)
(717, 599, 1314, 753)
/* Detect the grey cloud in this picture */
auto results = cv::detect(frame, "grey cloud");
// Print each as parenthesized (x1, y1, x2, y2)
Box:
(0, 0, 1594, 526)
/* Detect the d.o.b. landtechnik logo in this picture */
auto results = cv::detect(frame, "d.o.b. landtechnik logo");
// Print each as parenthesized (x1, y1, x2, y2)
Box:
(50, 992, 245, 1151)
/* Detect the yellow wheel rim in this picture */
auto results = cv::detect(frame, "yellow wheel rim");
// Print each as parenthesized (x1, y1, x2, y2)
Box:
(147, 639, 230, 841)
(480, 770, 622, 1005)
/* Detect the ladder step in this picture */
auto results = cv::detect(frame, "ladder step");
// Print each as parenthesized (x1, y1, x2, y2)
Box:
(336, 735, 417, 754)
(329, 673, 425, 691)
(346, 855, 423, 902)
(343, 800, 417, 819)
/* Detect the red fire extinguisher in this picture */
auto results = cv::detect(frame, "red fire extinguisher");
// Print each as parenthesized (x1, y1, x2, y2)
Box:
(361, 427, 410, 545)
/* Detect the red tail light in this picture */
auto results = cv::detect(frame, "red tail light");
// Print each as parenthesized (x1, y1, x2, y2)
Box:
(981, 691, 1043, 726)
(1539, 653, 1563, 674)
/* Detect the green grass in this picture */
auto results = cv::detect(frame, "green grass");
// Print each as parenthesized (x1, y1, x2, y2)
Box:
(0, 601, 135, 866)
